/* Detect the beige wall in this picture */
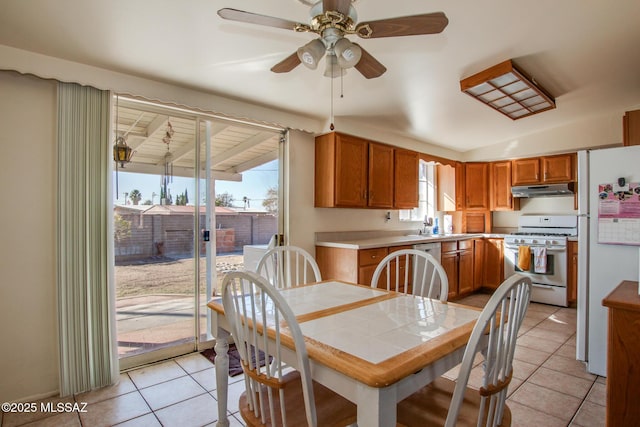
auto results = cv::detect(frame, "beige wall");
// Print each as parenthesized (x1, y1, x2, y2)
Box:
(462, 112, 623, 162)
(0, 71, 59, 402)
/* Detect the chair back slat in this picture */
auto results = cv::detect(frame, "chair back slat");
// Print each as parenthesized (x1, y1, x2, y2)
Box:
(222, 270, 318, 427)
(370, 249, 449, 301)
(257, 245, 322, 289)
(445, 274, 532, 427)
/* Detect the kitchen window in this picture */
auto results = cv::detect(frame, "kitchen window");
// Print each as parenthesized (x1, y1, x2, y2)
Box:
(399, 160, 436, 221)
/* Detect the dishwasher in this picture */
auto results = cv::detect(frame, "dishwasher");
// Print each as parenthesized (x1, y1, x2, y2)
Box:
(412, 242, 443, 297)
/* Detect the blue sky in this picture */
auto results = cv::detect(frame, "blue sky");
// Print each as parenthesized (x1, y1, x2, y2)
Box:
(113, 160, 278, 207)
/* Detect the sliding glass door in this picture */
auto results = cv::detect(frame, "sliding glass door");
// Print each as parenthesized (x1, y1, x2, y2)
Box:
(113, 97, 283, 369)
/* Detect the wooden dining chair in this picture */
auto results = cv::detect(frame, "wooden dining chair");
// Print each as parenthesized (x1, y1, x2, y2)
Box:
(370, 249, 449, 300)
(256, 245, 322, 289)
(396, 274, 532, 427)
(221, 270, 356, 427)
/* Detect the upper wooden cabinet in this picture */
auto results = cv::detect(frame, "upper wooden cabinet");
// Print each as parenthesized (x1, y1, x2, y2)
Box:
(464, 162, 489, 210)
(315, 132, 367, 208)
(368, 143, 394, 208)
(315, 132, 418, 209)
(491, 161, 519, 211)
(394, 149, 419, 208)
(512, 153, 575, 185)
(623, 109, 640, 146)
(436, 162, 465, 212)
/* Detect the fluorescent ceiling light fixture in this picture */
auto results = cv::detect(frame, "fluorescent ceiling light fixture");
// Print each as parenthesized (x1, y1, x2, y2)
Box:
(460, 59, 555, 120)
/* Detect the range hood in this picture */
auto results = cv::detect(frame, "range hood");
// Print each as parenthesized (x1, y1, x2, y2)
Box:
(511, 182, 575, 198)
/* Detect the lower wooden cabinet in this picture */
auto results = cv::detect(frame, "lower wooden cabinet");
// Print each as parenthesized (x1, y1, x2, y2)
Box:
(316, 245, 413, 291)
(602, 281, 640, 426)
(483, 238, 504, 290)
(441, 239, 474, 300)
(473, 238, 485, 291)
(317, 238, 501, 298)
(358, 247, 388, 286)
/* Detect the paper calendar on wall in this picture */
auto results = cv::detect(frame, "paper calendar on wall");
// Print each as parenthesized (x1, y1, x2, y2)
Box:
(597, 182, 640, 245)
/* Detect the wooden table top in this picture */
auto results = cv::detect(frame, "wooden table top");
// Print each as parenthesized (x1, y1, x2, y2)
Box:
(208, 280, 481, 388)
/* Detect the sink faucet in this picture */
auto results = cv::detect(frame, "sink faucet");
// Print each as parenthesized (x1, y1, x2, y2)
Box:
(421, 217, 433, 235)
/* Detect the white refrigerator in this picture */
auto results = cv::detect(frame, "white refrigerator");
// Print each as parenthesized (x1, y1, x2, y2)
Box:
(576, 147, 640, 376)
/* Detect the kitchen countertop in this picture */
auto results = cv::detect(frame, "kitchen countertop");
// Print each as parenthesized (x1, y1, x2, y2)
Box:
(316, 233, 506, 250)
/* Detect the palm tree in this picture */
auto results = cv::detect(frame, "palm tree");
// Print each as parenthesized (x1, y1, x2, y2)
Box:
(129, 189, 142, 205)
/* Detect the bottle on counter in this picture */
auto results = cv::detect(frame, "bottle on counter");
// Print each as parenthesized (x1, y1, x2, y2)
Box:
(432, 218, 439, 235)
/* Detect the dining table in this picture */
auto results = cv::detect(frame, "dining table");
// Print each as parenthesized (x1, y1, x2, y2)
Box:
(207, 280, 483, 427)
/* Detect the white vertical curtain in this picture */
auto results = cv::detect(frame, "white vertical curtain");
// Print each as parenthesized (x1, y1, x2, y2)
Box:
(57, 82, 118, 395)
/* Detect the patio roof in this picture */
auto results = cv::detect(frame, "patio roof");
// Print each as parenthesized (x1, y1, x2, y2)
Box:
(116, 97, 283, 182)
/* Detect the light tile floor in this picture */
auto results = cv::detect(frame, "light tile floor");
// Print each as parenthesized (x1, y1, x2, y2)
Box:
(1, 294, 605, 427)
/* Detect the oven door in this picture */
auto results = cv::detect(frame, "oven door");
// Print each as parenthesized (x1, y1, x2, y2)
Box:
(504, 244, 566, 288)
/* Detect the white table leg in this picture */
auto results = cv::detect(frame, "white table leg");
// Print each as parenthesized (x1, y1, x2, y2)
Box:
(356, 383, 397, 427)
(214, 330, 230, 427)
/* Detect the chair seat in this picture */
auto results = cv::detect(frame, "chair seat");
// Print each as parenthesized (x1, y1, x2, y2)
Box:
(239, 371, 357, 427)
(396, 376, 512, 427)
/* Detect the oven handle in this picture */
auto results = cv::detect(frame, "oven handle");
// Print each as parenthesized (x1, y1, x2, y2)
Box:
(531, 283, 565, 290)
(504, 245, 566, 252)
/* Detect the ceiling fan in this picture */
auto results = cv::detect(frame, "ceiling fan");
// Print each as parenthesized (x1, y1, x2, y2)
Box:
(217, 0, 449, 79)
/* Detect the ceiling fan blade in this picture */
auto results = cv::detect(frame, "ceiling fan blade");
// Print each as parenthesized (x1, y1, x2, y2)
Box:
(271, 52, 302, 73)
(218, 8, 301, 31)
(356, 12, 449, 38)
(353, 44, 387, 79)
(322, 0, 351, 16)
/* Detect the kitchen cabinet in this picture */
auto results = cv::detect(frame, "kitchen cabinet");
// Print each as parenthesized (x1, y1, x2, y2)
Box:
(473, 238, 485, 291)
(490, 161, 519, 211)
(437, 162, 465, 212)
(368, 142, 394, 208)
(483, 238, 504, 290)
(567, 240, 578, 304)
(464, 163, 490, 210)
(315, 132, 368, 208)
(623, 109, 640, 146)
(315, 132, 418, 209)
(316, 246, 360, 283)
(455, 163, 466, 211)
(441, 239, 474, 299)
(512, 153, 575, 185)
(358, 247, 389, 287)
(602, 281, 640, 426)
(394, 149, 419, 208)
(316, 245, 416, 292)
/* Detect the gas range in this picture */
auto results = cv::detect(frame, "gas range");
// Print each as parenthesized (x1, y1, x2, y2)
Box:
(503, 215, 577, 307)
(505, 214, 577, 245)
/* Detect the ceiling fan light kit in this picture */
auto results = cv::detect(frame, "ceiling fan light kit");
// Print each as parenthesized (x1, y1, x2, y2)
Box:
(460, 59, 555, 120)
(297, 39, 325, 69)
(323, 53, 346, 78)
(334, 37, 361, 68)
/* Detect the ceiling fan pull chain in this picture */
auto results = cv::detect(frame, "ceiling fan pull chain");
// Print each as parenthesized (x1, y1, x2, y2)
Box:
(330, 61, 335, 130)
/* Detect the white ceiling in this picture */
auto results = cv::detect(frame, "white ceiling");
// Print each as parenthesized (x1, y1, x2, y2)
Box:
(1, 0, 639, 153)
